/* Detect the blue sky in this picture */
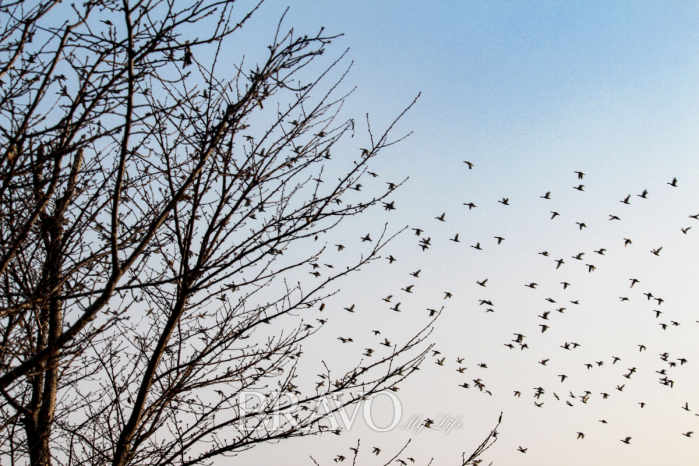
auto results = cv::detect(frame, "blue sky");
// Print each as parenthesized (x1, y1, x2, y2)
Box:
(218, 1, 699, 464)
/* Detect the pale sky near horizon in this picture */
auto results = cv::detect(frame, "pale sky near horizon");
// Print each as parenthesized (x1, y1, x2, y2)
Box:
(211, 1, 699, 465)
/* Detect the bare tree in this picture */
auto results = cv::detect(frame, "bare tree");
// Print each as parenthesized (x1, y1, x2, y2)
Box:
(0, 2, 433, 465)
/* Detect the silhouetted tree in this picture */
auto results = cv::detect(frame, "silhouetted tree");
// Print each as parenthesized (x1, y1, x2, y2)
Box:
(0, 2, 430, 465)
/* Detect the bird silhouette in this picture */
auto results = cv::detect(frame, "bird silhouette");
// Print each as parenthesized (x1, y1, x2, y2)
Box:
(541, 192, 551, 199)
(668, 177, 678, 187)
(463, 161, 474, 169)
(435, 213, 446, 221)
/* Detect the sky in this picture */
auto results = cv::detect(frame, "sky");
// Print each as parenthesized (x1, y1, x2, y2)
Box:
(210, 1, 699, 465)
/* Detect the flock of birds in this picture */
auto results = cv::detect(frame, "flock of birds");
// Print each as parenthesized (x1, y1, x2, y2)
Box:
(304, 157, 697, 464)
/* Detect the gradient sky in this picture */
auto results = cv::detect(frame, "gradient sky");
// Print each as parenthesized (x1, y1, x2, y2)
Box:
(215, 1, 699, 464)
